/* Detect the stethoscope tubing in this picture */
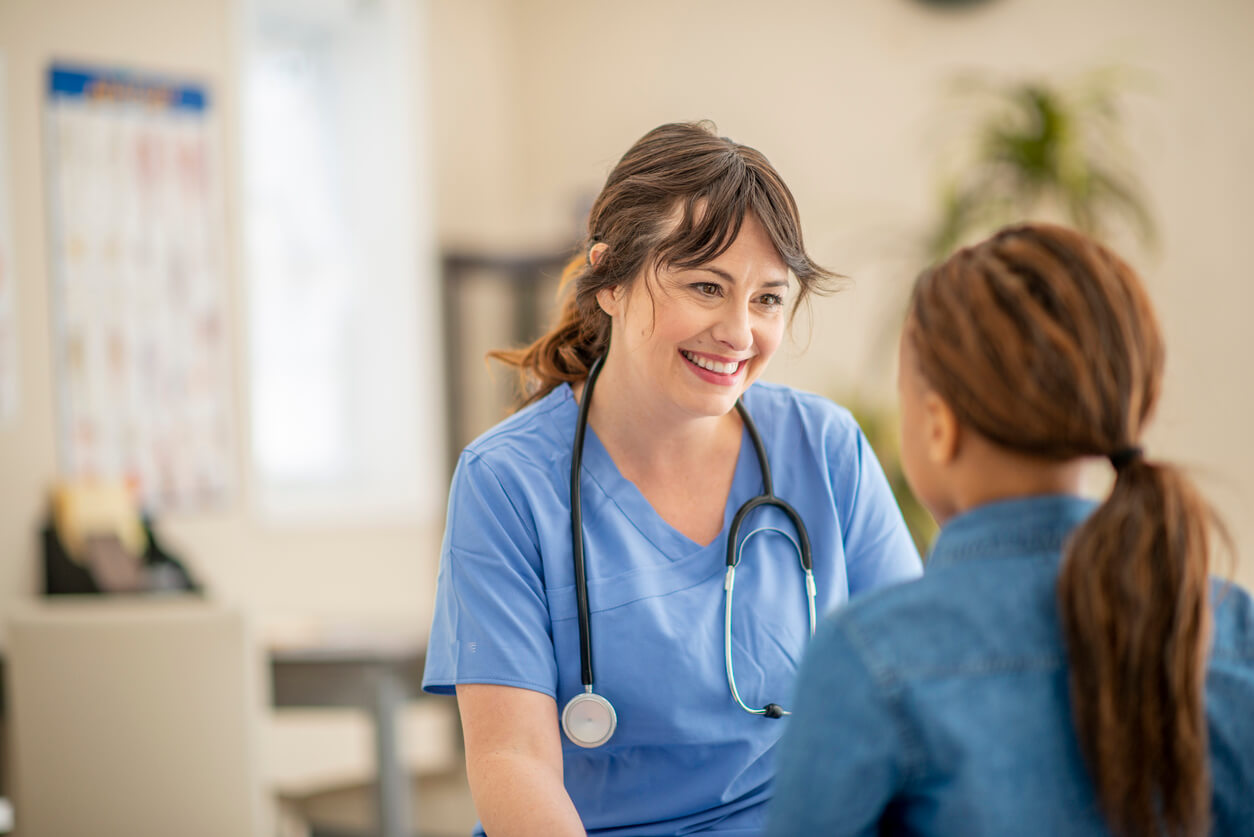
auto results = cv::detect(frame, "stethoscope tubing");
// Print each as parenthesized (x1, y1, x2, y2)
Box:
(724, 525, 817, 716)
(569, 354, 605, 690)
(566, 352, 815, 745)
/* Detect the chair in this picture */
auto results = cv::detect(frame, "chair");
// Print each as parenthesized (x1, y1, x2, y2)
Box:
(4, 598, 269, 837)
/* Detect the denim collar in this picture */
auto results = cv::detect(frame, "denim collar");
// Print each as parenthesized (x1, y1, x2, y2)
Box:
(927, 494, 1098, 569)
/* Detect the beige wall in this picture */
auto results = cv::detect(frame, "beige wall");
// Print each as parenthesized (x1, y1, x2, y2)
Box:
(431, 0, 1254, 590)
(1, 0, 1252, 622)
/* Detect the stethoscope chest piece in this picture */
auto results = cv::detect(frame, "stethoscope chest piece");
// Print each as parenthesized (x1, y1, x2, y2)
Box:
(561, 690, 617, 748)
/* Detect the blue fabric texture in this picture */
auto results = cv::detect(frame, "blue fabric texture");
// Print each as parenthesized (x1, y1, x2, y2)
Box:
(423, 382, 922, 835)
(767, 494, 1254, 836)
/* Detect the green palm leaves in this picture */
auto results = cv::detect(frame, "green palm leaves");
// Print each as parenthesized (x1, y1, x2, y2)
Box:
(927, 70, 1155, 262)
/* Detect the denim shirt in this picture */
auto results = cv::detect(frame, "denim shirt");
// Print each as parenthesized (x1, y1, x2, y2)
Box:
(766, 495, 1254, 836)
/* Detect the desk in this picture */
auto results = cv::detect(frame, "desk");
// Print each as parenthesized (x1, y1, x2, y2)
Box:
(0, 622, 431, 837)
(269, 629, 428, 837)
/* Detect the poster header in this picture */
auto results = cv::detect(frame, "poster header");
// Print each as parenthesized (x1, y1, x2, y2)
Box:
(48, 64, 208, 112)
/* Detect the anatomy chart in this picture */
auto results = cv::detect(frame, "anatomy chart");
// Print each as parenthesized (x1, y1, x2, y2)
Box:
(45, 64, 235, 510)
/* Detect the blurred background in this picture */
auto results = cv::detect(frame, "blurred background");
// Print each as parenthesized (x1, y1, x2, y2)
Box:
(0, 0, 1251, 834)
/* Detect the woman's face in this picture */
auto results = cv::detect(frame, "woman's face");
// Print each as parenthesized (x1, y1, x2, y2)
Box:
(599, 213, 789, 422)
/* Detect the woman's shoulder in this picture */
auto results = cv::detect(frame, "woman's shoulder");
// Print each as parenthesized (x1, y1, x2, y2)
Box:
(460, 385, 576, 477)
(742, 381, 862, 444)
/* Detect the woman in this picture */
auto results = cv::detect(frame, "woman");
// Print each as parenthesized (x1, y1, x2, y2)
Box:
(768, 223, 1254, 836)
(422, 121, 922, 836)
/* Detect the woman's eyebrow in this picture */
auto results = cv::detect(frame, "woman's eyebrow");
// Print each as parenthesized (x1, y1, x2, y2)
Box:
(696, 266, 789, 288)
(694, 266, 735, 282)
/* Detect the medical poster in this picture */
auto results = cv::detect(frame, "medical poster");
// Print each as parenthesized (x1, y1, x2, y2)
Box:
(45, 63, 236, 511)
(0, 53, 17, 425)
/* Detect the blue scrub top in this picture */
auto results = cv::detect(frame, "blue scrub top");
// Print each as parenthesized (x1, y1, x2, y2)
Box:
(424, 382, 922, 835)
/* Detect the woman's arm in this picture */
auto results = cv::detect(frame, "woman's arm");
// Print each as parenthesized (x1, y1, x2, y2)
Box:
(457, 683, 586, 836)
(842, 427, 924, 592)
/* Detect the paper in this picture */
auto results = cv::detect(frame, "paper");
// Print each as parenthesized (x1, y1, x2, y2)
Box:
(45, 63, 236, 511)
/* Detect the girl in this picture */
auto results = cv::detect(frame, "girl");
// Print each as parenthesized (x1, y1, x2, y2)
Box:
(768, 223, 1254, 836)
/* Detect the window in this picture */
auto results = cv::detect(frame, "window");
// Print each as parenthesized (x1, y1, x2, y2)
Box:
(241, 0, 441, 522)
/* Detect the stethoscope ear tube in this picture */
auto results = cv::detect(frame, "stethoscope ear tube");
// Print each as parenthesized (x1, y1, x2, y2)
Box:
(724, 520, 817, 719)
(724, 398, 816, 718)
(725, 496, 813, 572)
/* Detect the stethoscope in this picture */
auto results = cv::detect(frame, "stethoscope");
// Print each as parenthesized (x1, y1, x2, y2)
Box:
(561, 354, 817, 749)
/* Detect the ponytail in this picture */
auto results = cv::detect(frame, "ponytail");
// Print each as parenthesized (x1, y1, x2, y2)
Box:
(1059, 457, 1214, 837)
(488, 253, 610, 406)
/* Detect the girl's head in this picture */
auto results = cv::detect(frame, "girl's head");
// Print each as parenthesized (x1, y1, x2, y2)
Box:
(494, 121, 838, 404)
(899, 223, 1164, 519)
(902, 222, 1216, 837)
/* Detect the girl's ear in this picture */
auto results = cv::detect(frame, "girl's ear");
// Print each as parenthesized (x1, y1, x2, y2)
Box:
(923, 390, 961, 466)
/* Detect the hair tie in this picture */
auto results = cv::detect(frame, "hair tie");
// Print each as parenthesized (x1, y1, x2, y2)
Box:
(1109, 446, 1143, 471)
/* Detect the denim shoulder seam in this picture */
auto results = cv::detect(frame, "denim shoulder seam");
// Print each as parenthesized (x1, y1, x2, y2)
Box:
(902, 654, 1067, 680)
(840, 617, 928, 783)
(933, 530, 1071, 565)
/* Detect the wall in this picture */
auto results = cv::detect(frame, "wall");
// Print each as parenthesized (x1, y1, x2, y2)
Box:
(2, 0, 1252, 619)
(0, 0, 443, 624)
(431, 0, 1254, 589)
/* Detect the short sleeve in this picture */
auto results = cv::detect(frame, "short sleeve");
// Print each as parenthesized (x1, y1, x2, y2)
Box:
(841, 428, 923, 593)
(765, 616, 912, 836)
(422, 451, 560, 698)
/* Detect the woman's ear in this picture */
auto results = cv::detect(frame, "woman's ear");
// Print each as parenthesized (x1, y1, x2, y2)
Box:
(591, 244, 621, 316)
(923, 391, 961, 466)
(596, 283, 623, 318)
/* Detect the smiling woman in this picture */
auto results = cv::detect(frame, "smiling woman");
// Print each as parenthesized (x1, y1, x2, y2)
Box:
(489, 121, 837, 404)
(422, 121, 923, 837)
(591, 213, 788, 426)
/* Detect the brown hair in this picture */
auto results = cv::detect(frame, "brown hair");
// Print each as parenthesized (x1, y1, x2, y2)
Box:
(906, 223, 1216, 837)
(491, 121, 840, 405)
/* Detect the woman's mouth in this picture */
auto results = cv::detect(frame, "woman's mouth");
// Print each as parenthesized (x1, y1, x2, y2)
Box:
(681, 350, 744, 376)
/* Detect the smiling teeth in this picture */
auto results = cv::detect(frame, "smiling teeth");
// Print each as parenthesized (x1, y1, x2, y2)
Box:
(682, 350, 740, 375)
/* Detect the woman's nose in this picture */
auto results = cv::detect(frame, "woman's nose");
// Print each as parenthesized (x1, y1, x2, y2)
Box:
(712, 302, 753, 352)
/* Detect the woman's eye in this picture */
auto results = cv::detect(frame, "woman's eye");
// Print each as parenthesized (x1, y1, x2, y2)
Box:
(693, 282, 722, 297)
(759, 293, 784, 308)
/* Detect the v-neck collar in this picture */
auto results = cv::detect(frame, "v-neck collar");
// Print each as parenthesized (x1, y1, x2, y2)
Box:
(560, 384, 762, 562)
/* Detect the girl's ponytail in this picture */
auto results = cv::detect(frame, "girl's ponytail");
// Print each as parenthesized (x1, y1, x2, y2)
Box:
(1059, 455, 1214, 837)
